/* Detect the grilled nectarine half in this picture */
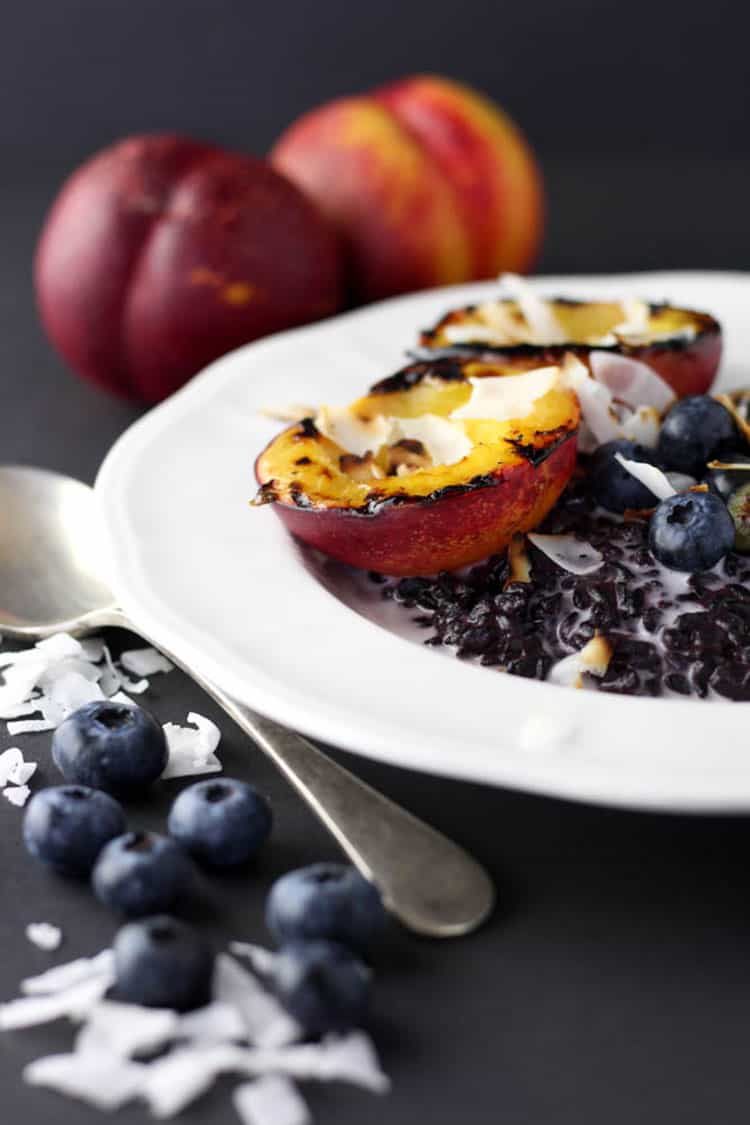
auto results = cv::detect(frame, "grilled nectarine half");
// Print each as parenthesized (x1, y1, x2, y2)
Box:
(421, 291, 722, 399)
(254, 357, 579, 575)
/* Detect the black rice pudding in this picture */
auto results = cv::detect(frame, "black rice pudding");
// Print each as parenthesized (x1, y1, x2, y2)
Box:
(373, 470, 750, 701)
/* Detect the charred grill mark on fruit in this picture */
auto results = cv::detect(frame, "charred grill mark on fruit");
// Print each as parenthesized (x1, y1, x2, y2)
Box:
(369, 357, 468, 394)
(505, 424, 578, 468)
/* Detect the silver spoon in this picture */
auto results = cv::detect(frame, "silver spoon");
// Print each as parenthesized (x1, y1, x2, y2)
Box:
(0, 465, 494, 937)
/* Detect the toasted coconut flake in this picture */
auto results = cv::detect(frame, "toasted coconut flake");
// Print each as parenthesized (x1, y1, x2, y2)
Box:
(22, 949, 114, 995)
(560, 353, 621, 450)
(233, 1075, 311, 1125)
(715, 394, 750, 444)
(506, 533, 532, 585)
(3, 784, 31, 807)
(7, 719, 55, 736)
(548, 635, 613, 689)
(392, 414, 472, 467)
(259, 403, 317, 423)
(213, 954, 300, 1049)
(339, 451, 384, 483)
(621, 405, 660, 448)
(707, 459, 750, 472)
(75, 1000, 179, 1058)
(589, 351, 675, 412)
(178, 1001, 247, 1044)
(26, 923, 62, 951)
(451, 365, 560, 423)
(24, 1051, 145, 1111)
(614, 453, 676, 501)
(1, 973, 113, 1028)
(162, 712, 222, 779)
(500, 274, 567, 343)
(527, 533, 603, 575)
(667, 472, 698, 491)
(611, 297, 651, 340)
(120, 647, 174, 677)
(315, 405, 393, 458)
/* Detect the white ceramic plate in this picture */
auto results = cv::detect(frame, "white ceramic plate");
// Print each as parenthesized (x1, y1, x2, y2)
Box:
(97, 272, 750, 812)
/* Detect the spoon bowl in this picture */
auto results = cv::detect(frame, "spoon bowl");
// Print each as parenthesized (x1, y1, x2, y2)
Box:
(0, 466, 116, 637)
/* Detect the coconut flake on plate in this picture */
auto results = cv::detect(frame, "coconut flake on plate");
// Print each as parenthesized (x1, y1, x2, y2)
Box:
(233, 1075, 311, 1125)
(548, 635, 613, 689)
(620, 405, 661, 448)
(162, 712, 222, 779)
(614, 453, 676, 501)
(120, 647, 174, 677)
(26, 923, 63, 952)
(3, 784, 31, 807)
(500, 273, 567, 344)
(24, 1051, 146, 1112)
(588, 351, 675, 413)
(259, 403, 318, 424)
(666, 471, 698, 491)
(527, 533, 603, 575)
(213, 953, 300, 1049)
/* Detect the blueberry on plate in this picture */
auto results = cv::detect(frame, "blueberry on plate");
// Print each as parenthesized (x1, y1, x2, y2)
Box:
(273, 940, 371, 1035)
(23, 785, 126, 876)
(92, 830, 195, 917)
(703, 452, 750, 502)
(648, 491, 735, 571)
(727, 481, 750, 553)
(266, 863, 386, 952)
(112, 915, 213, 1011)
(657, 395, 738, 476)
(589, 439, 663, 513)
(167, 778, 272, 869)
(52, 701, 168, 797)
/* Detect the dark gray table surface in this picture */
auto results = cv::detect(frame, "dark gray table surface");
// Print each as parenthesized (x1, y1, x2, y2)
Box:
(3, 166, 750, 1125)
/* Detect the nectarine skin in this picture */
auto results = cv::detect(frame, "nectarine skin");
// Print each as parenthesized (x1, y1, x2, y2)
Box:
(271, 75, 543, 303)
(257, 434, 576, 576)
(35, 134, 344, 402)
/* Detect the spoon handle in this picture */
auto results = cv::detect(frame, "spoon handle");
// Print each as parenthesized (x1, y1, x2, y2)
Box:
(99, 610, 495, 937)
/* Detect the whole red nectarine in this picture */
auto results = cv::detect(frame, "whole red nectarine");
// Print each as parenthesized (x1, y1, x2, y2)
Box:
(271, 75, 544, 303)
(35, 134, 344, 402)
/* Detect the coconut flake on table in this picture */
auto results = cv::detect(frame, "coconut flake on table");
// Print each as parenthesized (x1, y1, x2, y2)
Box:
(21, 949, 114, 995)
(24, 1051, 146, 1112)
(101, 643, 149, 696)
(213, 953, 300, 1049)
(614, 453, 677, 501)
(177, 1001, 247, 1044)
(75, 1000, 179, 1058)
(229, 942, 279, 977)
(120, 647, 174, 677)
(3, 783, 31, 807)
(0, 972, 113, 1029)
(26, 923, 63, 952)
(233, 1075, 311, 1125)
(162, 712, 222, 779)
(548, 635, 613, 689)
(527, 533, 603, 576)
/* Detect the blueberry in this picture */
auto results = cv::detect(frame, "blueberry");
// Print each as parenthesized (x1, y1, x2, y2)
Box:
(167, 778, 272, 869)
(267, 863, 385, 952)
(657, 396, 738, 476)
(113, 915, 213, 1011)
(52, 701, 168, 797)
(727, 481, 750, 553)
(590, 440, 664, 513)
(273, 940, 371, 1035)
(23, 785, 126, 876)
(649, 491, 736, 571)
(92, 831, 195, 917)
(703, 452, 750, 502)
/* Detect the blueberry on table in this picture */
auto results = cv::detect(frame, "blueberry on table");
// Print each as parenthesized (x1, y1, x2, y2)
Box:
(112, 915, 213, 1011)
(52, 701, 168, 797)
(657, 396, 738, 476)
(727, 481, 750, 553)
(273, 940, 371, 1035)
(92, 831, 195, 917)
(589, 439, 664, 513)
(704, 452, 750, 502)
(648, 491, 735, 571)
(267, 863, 386, 952)
(167, 778, 272, 869)
(23, 785, 126, 876)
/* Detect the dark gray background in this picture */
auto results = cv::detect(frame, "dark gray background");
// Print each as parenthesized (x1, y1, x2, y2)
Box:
(3, 3, 750, 1123)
